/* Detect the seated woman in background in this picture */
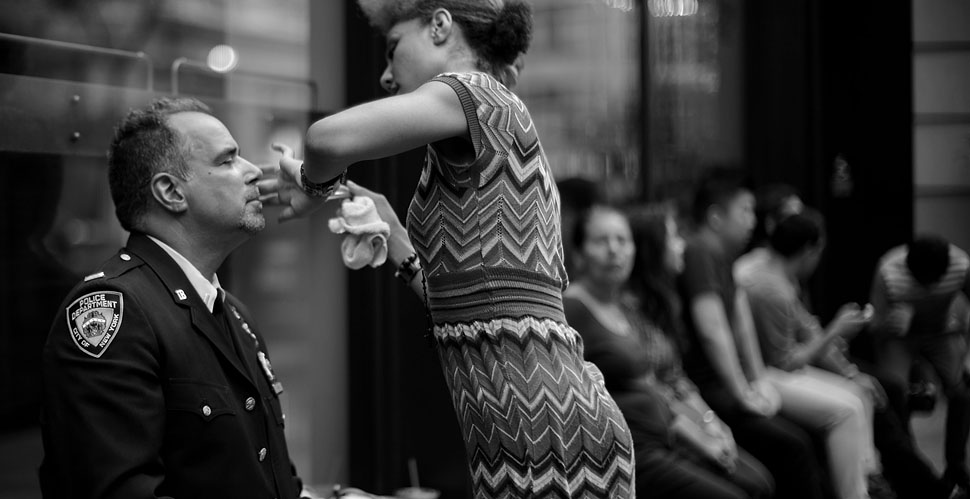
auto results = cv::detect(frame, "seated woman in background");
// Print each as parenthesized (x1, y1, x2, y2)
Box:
(563, 204, 774, 499)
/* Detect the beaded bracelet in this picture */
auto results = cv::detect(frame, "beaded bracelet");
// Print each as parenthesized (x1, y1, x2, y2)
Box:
(300, 166, 347, 198)
(393, 253, 421, 284)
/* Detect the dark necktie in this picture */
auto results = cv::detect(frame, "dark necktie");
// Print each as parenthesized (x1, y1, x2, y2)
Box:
(212, 288, 226, 319)
(212, 289, 243, 360)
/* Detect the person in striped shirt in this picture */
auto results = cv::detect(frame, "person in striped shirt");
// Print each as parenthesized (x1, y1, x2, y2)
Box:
(869, 235, 970, 496)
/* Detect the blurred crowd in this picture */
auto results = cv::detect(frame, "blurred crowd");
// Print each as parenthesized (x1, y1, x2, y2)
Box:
(559, 168, 970, 499)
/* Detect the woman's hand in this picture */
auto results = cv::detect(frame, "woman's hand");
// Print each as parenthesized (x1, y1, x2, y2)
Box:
(257, 143, 330, 222)
(344, 180, 406, 235)
(343, 180, 417, 268)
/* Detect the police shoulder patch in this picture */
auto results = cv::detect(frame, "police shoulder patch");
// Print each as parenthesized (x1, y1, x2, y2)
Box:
(65, 291, 124, 358)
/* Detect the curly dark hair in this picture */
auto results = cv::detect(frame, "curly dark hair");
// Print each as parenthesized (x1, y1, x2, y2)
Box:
(107, 97, 211, 231)
(357, 0, 533, 87)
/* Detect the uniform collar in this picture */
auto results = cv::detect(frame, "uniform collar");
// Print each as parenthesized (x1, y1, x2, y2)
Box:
(146, 235, 223, 312)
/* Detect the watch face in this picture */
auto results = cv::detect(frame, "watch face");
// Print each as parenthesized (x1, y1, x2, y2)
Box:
(327, 183, 351, 201)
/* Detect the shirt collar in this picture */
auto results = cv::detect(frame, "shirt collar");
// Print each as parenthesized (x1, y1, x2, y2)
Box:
(146, 235, 223, 312)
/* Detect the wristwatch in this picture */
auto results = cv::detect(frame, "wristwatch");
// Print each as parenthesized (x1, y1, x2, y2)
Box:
(301, 166, 347, 198)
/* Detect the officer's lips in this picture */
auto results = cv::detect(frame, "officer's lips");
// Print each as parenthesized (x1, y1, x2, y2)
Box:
(246, 191, 262, 209)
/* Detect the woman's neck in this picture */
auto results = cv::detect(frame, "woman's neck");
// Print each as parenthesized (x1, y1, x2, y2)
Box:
(439, 45, 480, 75)
(443, 59, 479, 74)
(577, 279, 623, 305)
(571, 280, 634, 337)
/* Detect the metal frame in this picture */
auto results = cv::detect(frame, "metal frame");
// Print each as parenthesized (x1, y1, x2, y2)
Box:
(170, 57, 319, 105)
(0, 32, 154, 91)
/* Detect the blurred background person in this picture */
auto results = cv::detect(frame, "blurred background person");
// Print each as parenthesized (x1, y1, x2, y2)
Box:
(739, 209, 949, 499)
(737, 209, 892, 499)
(564, 204, 773, 499)
(677, 167, 827, 499)
(869, 235, 970, 497)
(745, 182, 804, 255)
(557, 176, 603, 278)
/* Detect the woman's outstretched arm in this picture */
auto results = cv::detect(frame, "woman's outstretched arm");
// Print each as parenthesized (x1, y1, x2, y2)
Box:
(303, 79, 468, 183)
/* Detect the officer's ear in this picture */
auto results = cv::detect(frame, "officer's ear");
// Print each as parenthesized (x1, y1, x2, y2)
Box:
(150, 172, 188, 214)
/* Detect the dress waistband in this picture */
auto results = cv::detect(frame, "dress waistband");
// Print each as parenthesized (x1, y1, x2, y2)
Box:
(425, 267, 566, 325)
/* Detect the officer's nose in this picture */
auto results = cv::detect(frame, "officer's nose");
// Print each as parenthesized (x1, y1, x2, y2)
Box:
(240, 156, 261, 182)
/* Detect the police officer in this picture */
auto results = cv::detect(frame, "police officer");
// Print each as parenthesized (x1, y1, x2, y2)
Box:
(40, 97, 310, 498)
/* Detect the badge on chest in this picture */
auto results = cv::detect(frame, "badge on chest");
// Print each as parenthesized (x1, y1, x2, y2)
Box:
(224, 304, 281, 395)
(258, 351, 284, 395)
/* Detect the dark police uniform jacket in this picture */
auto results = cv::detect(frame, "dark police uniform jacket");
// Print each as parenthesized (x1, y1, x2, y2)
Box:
(40, 233, 302, 499)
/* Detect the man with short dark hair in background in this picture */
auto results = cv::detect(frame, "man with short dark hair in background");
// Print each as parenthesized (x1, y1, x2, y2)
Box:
(677, 167, 827, 499)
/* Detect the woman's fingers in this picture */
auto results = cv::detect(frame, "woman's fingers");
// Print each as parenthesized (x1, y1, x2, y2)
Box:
(272, 142, 295, 159)
(257, 175, 279, 192)
(259, 192, 280, 205)
(259, 163, 279, 176)
(344, 179, 371, 196)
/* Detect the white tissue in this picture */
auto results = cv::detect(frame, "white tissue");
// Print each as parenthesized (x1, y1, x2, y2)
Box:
(327, 196, 390, 269)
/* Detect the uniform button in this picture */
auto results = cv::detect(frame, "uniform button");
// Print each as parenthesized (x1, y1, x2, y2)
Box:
(245, 397, 256, 411)
(120, 253, 131, 261)
(202, 405, 211, 417)
(258, 447, 267, 461)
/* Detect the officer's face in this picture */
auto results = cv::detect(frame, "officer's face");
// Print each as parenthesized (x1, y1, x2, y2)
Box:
(168, 112, 265, 237)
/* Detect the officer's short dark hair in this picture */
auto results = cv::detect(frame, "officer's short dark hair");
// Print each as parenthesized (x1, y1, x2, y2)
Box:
(769, 208, 825, 258)
(108, 97, 211, 232)
(906, 235, 951, 286)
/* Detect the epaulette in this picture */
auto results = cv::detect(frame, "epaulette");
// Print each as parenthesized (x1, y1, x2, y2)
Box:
(83, 271, 105, 282)
(90, 250, 144, 281)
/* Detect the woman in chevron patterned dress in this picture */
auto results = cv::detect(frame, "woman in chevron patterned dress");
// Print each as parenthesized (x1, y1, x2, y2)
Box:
(262, 1, 635, 497)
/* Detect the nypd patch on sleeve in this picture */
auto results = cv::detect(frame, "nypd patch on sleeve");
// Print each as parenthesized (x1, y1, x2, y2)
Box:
(66, 291, 124, 358)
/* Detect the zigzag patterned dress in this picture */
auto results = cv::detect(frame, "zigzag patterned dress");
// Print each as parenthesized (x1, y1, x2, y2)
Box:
(407, 72, 635, 498)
